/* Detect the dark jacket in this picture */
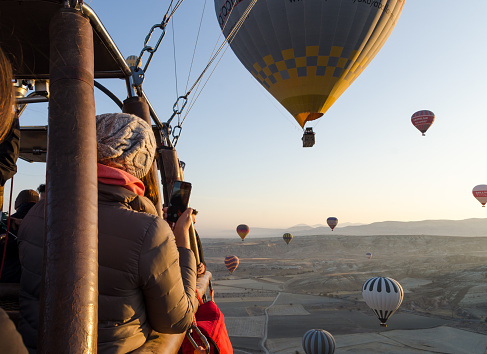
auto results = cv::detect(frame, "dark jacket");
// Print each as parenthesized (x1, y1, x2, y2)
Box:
(0, 118, 20, 186)
(18, 183, 197, 353)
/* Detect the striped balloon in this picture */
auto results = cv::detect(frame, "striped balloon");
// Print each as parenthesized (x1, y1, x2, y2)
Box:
(411, 110, 435, 136)
(283, 232, 293, 245)
(236, 224, 249, 241)
(472, 185, 487, 207)
(224, 255, 239, 274)
(302, 329, 335, 354)
(362, 277, 404, 327)
(326, 217, 338, 231)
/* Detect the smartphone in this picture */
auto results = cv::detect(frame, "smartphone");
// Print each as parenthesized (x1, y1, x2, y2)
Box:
(166, 181, 192, 223)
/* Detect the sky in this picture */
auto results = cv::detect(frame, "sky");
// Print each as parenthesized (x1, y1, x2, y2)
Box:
(9, 1, 487, 236)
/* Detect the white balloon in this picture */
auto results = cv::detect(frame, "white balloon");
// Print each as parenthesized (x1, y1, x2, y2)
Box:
(362, 277, 404, 327)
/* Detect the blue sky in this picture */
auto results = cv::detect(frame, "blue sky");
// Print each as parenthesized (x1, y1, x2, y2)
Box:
(10, 1, 487, 235)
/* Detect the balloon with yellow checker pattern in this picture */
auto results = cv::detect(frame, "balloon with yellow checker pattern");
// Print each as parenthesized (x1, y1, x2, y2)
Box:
(214, 0, 405, 128)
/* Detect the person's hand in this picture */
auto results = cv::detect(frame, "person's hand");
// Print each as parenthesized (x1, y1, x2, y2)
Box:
(194, 346, 206, 354)
(197, 263, 206, 276)
(172, 208, 193, 249)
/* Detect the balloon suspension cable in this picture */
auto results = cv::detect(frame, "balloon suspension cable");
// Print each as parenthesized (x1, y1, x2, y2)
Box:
(0, 177, 14, 281)
(180, 0, 259, 124)
(184, 0, 208, 94)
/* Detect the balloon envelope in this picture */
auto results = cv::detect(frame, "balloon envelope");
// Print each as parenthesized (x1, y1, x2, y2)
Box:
(302, 329, 335, 354)
(214, 0, 405, 128)
(283, 232, 293, 245)
(327, 217, 338, 231)
(472, 185, 487, 207)
(236, 224, 249, 241)
(362, 276, 404, 326)
(411, 110, 435, 136)
(224, 255, 239, 274)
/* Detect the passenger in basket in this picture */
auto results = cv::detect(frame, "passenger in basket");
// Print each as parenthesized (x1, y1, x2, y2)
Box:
(17, 113, 197, 353)
(0, 189, 39, 283)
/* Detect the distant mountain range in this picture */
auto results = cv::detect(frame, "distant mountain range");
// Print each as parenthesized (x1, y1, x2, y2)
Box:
(201, 218, 487, 238)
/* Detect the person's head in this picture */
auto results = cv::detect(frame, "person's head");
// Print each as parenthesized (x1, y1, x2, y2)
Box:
(191, 209, 198, 224)
(0, 47, 15, 143)
(14, 189, 39, 210)
(37, 184, 46, 200)
(96, 113, 156, 179)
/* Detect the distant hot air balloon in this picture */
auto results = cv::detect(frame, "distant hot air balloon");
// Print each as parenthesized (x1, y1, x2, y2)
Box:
(236, 224, 249, 241)
(472, 185, 487, 207)
(366, 252, 372, 259)
(302, 329, 335, 354)
(283, 233, 293, 245)
(224, 255, 239, 274)
(362, 276, 404, 327)
(327, 217, 338, 231)
(214, 0, 405, 135)
(411, 110, 435, 136)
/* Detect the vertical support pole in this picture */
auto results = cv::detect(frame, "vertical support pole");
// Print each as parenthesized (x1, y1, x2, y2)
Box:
(39, 9, 98, 353)
(122, 96, 163, 216)
(158, 147, 181, 206)
(0, 185, 4, 212)
(158, 147, 200, 265)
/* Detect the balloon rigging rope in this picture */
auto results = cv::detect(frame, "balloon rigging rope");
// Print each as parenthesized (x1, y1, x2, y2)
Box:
(181, 0, 259, 124)
(184, 0, 208, 95)
(171, 18, 180, 125)
(164, 0, 185, 23)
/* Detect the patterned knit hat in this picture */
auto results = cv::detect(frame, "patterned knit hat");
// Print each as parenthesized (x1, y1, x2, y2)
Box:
(96, 113, 156, 179)
(15, 189, 39, 209)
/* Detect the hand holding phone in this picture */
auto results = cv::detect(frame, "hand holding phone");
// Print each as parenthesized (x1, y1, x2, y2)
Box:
(166, 181, 192, 223)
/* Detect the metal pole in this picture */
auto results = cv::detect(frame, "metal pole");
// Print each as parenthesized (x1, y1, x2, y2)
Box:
(122, 96, 163, 216)
(157, 147, 200, 265)
(38, 8, 98, 353)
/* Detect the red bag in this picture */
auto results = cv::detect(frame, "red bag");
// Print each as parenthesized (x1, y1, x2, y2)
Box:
(182, 290, 233, 354)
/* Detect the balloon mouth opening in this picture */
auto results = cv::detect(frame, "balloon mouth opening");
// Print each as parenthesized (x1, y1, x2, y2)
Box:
(296, 112, 324, 128)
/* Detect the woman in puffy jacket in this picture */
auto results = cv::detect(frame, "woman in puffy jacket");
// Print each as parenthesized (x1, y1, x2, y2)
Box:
(18, 112, 197, 353)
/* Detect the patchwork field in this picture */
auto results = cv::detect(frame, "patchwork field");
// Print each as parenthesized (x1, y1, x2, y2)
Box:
(200, 235, 487, 353)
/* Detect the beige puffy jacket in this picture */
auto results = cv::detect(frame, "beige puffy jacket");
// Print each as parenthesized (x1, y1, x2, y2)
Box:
(18, 183, 197, 353)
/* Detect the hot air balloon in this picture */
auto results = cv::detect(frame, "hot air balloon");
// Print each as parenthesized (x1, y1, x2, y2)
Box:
(236, 224, 249, 241)
(214, 0, 405, 134)
(411, 110, 435, 136)
(472, 185, 487, 207)
(362, 276, 404, 327)
(366, 252, 372, 259)
(327, 217, 338, 231)
(302, 329, 335, 354)
(283, 232, 293, 245)
(224, 255, 239, 274)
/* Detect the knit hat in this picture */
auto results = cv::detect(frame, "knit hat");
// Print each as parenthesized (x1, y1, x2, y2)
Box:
(96, 113, 156, 179)
(15, 189, 39, 209)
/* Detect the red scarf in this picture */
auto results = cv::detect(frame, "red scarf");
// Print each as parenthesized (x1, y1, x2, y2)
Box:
(97, 163, 145, 196)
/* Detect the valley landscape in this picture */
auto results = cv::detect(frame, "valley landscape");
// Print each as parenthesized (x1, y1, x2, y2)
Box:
(201, 229, 487, 353)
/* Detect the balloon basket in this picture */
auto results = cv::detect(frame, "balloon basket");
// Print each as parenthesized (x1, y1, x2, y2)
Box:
(302, 127, 315, 148)
(380, 323, 387, 327)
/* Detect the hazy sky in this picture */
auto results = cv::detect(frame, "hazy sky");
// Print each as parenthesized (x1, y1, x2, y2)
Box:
(9, 1, 487, 235)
